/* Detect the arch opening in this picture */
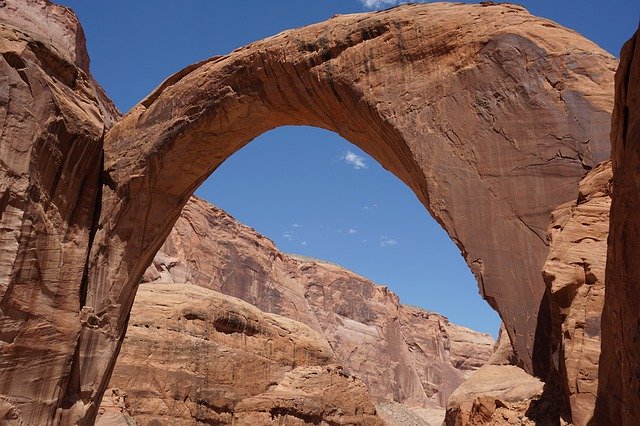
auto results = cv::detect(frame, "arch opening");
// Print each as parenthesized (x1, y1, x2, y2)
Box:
(195, 124, 500, 335)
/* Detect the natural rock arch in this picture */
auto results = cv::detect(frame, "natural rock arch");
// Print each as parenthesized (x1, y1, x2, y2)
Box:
(0, 2, 617, 424)
(77, 2, 615, 420)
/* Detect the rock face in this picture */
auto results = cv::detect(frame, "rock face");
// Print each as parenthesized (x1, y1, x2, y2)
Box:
(96, 283, 381, 425)
(445, 327, 560, 425)
(596, 29, 640, 425)
(113, 196, 493, 423)
(0, 0, 118, 423)
(543, 161, 611, 424)
(0, 1, 619, 422)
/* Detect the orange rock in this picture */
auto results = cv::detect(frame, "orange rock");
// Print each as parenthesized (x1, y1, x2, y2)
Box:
(105, 197, 494, 423)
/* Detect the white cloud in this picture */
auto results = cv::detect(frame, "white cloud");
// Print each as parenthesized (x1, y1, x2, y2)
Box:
(283, 232, 293, 241)
(292, 223, 302, 228)
(301, 241, 308, 246)
(348, 228, 358, 235)
(364, 203, 379, 210)
(359, 0, 400, 9)
(341, 150, 367, 170)
(380, 236, 398, 247)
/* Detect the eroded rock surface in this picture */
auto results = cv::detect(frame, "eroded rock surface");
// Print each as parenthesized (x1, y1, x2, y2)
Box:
(116, 196, 493, 422)
(92, 6, 616, 408)
(97, 283, 380, 425)
(0, 1, 620, 422)
(596, 29, 640, 425)
(445, 327, 557, 425)
(0, 0, 118, 423)
(543, 161, 611, 424)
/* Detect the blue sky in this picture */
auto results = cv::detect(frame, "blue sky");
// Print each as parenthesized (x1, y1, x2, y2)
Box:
(58, 1, 638, 337)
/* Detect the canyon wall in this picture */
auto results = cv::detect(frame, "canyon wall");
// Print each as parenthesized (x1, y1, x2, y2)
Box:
(595, 29, 640, 425)
(0, 1, 118, 423)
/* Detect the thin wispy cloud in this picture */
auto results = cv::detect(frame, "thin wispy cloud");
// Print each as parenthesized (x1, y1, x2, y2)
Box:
(348, 228, 358, 235)
(380, 236, 398, 247)
(283, 223, 305, 244)
(359, 0, 401, 10)
(341, 150, 367, 170)
(301, 241, 308, 246)
(364, 203, 379, 210)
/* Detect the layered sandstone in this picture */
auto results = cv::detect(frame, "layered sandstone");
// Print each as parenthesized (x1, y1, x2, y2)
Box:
(0, 0, 118, 423)
(0, 1, 620, 422)
(445, 327, 560, 425)
(596, 29, 640, 424)
(543, 161, 611, 424)
(122, 196, 494, 422)
(96, 283, 380, 425)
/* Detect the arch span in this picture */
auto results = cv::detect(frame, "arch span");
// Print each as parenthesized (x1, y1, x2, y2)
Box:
(68, 3, 616, 420)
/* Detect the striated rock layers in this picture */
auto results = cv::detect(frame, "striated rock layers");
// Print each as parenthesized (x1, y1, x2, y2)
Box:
(0, 1, 620, 423)
(0, 0, 118, 423)
(595, 29, 640, 425)
(97, 283, 381, 425)
(543, 161, 611, 424)
(102, 196, 493, 424)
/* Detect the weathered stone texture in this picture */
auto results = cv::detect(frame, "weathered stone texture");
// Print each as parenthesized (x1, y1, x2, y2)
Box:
(445, 326, 562, 425)
(93, 6, 615, 403)
(0, 0, 117, 423)
(97, 283, 381, 425)
(129, 197, 494, 421)
(543, 161, 611, 424)
(595, 29, 640, 425)
(0, 1, 620, 422)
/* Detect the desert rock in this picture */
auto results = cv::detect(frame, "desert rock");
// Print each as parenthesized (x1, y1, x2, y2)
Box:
(91, 7, 615, 412)
(543, 161, 611, 424)
(445, 327, 559, 425)
(97, 283, 380, 425)
(120, 197, 494, 421)
(0, 1, 619, 422)
(0, 0, 118, 423)
(596, 29, 640, 425)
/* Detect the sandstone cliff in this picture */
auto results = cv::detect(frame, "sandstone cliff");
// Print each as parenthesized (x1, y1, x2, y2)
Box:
(102, 196, 494, 424)
(596, 28, 640, 425)
(0, 0, 119, 422)
(97, 283, 381, 425)
(543, 161, 611, 424)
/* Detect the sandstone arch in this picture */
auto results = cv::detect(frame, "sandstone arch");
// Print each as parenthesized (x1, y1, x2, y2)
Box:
(0, 2, 617, 424)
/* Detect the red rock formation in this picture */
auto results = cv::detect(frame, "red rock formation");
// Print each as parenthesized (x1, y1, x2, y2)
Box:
(596, 29, 640, 425)
(445, 326, 564, 425)
(133, 196, 493, 420)
(96, 283, 381, 425)
(0, 1, 619, 422)
(92, 9, 615, 406)
(0, 1, 118, 423)
(543, 161, 611, 424)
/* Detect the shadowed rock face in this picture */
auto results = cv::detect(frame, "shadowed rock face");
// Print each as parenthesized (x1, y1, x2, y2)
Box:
(595, 29, 640, 425)
(543, 161, 611, 424)
(0, 1, 619, 423)
(120, 197, 493, 423)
